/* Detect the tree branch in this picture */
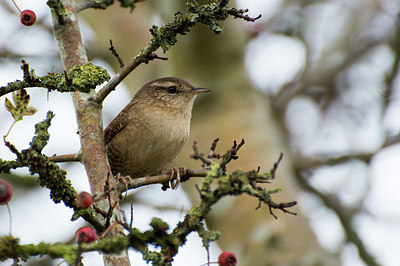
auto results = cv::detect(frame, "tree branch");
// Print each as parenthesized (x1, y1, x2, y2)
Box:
(48, 1, 129, 264)
(118, 169, 208, 191)
(0, 61, 110, 97)
(49, 153, 81, 163)
(89, 0, 261, 104)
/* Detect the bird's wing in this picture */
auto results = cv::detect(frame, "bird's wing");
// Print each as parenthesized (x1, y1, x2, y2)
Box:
(104, 103, 134, 145)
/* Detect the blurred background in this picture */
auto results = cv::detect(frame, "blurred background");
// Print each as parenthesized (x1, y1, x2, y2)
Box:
(1, 0, 400, 265)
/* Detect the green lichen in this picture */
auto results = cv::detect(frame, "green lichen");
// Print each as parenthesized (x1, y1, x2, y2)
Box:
(46, 0, 69, 24)
(0, 63, 110, 97)
(146, 0, 258, 54)
(0, 236, 78, 264)
(67, 63, 110, 92)
(0, 112, 78, 208)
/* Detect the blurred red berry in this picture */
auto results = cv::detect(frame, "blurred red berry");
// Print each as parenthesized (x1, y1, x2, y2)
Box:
(218, 251, 237, 266)
(76, 191, 93, 209)
(76, 227, 96, 244)
(0, 180, 12, 205)
(20, 9, 36, 26)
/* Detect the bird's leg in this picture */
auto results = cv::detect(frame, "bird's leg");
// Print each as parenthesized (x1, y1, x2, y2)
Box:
(116, 173, 131, 199)
(168, 167, 181, 190)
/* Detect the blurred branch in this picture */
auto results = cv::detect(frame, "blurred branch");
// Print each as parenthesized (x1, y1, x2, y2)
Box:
(295, 153, 374, 170)
(295, 135, 400, 170)
(295, 171, 379, 266)
(271, 24, 392, 114)
(269, 82, 382, 266)
(253, 2, 400, 266)
(383, 19, 400, 111)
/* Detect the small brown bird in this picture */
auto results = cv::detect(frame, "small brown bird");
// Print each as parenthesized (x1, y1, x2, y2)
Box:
(104, 77, 210, 188)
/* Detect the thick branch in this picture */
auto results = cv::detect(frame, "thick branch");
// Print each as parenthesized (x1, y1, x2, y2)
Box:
(48, 1, 129, 264)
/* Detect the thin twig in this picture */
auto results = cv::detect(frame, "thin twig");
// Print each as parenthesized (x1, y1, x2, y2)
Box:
(3, 121, 17, 141)
(90, 52, 167, 104)
(130, 202, 134, 228)
(190, 141, 214, 166)
(6, 203, 12, 236)
(3, 136, 21, 159)
(270, 153, 283, 179)
(226, 8, 262, 22)
(11, 0, 21, 13)
(268, 201, 297, 219)
(49, 153, 81, 163)
(109, 40, 125, 68)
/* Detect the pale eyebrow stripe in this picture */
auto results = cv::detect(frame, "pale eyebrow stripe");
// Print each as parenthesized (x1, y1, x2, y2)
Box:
(151, 82, 176, 87)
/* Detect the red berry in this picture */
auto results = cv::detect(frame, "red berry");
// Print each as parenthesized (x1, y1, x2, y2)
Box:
(218, 251, 237, 266)
(76, 227, 96, 244)
(20, 10, 36, 26)
(0, 180, 12, 205)
(76, 191, 93, 209)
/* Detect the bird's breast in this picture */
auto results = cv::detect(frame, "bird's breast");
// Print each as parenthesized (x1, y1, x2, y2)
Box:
(107, 107, 191, 178)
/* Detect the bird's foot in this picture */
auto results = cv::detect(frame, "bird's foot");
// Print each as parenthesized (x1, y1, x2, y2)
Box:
(116, 173, 132, 199)
(168, 167, 180, 190)
(167, 167, 185, 190)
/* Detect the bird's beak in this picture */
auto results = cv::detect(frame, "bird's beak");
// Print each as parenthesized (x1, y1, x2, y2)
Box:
(191, 87, 212, 94)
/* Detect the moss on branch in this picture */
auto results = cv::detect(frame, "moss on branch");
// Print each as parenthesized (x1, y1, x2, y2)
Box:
(148, 0, 260, 53)
(0, 111, 103, 230)
(0, 62, 110, 97)
(0, 236, 78, 264)
(1, 112, 76, 206)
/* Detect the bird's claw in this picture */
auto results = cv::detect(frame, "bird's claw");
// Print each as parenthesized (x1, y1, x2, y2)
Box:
(116, 173, 131, 199)
(168, 167, 181, 190)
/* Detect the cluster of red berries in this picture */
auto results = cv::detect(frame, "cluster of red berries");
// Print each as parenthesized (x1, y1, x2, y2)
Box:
(11, 0, 36, 26)
(75, 192, 96, 244)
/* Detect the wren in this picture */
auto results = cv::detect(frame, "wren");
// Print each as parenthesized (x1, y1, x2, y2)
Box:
(104, 77, 210, 187)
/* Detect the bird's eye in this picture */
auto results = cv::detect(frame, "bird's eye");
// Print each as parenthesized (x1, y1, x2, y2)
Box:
(167, 86, 177, 94)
